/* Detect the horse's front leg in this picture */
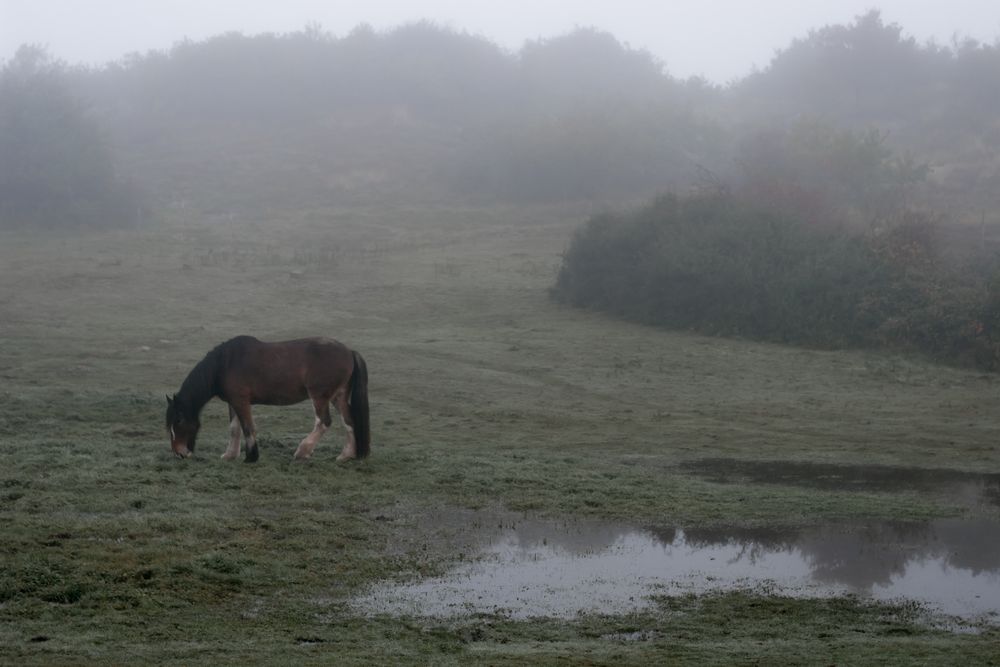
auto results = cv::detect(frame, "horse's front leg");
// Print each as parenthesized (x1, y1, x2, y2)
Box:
(294, 395, 331, 460)
(221, 404, 241, 461)
(231, 400, 259, 463)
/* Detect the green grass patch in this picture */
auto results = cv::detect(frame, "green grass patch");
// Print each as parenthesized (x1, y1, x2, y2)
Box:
(2, 206, 998, 663)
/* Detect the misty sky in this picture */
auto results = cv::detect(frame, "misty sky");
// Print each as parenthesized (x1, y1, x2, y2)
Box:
(2, 0, 998, 83)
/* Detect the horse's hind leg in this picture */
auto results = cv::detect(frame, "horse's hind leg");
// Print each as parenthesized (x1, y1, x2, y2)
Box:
(294, 395, 331, 460)
(334, 393, 357, 463)
(231, 400, 259, 463)
(221, 404, 242, 461)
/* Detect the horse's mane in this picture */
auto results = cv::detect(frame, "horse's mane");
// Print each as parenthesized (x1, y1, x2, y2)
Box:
(173, 336, 256, 419)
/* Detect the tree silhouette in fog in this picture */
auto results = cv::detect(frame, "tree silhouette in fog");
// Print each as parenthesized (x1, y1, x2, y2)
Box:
(9, 15, 998, 211)
(0, 46, 138, 228)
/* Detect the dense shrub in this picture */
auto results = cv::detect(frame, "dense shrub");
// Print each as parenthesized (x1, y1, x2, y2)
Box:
(736, 121, 928, 227)
(862, 215, 1000, 368)
(554, 192, 1000, 368)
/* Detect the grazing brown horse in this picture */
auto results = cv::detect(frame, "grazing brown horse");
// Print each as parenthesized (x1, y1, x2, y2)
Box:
(165, 336, 369, 463)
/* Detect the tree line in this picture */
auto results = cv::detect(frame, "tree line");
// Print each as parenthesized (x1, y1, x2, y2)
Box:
(1, 11, 998, 226)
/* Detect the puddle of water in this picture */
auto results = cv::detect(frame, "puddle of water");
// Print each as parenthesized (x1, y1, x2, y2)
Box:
(681, 458, 1000, 506)
(353, 515, 1000, 622)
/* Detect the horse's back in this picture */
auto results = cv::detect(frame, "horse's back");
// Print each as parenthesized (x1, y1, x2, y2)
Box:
(241, 337, 353, 374)
(226, 336, 346, 357)
(218, 336, 353, 405)
(299, 338, 354, 383)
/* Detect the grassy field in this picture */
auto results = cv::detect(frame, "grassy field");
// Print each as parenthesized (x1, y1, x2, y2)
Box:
(1, 204, 999, 665)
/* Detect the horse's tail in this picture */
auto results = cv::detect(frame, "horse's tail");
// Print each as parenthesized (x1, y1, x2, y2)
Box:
(349, 350, 370, 459)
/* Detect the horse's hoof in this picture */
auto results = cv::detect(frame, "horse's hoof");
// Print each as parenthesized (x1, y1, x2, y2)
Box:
(244, 449, 259, 463)
(221, 453, 237, 461)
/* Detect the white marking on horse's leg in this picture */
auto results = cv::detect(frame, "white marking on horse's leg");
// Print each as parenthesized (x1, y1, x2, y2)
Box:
(336, 421, 357, 463)
(221, 415, 241, 460)
(294, 416, 328, 460)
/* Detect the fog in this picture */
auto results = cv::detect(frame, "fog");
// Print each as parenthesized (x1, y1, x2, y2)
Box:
(3, 4, 1000, 365)
(3, 0, 998, 82)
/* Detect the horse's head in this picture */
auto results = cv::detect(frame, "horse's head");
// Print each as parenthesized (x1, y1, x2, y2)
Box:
(166, 394, 199, 458)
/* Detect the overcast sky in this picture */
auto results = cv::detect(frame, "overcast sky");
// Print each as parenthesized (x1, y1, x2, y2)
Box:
(2, 1, 998, 83)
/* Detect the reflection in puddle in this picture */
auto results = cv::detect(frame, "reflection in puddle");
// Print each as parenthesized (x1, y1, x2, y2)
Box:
(354, 516, 1000, 622)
